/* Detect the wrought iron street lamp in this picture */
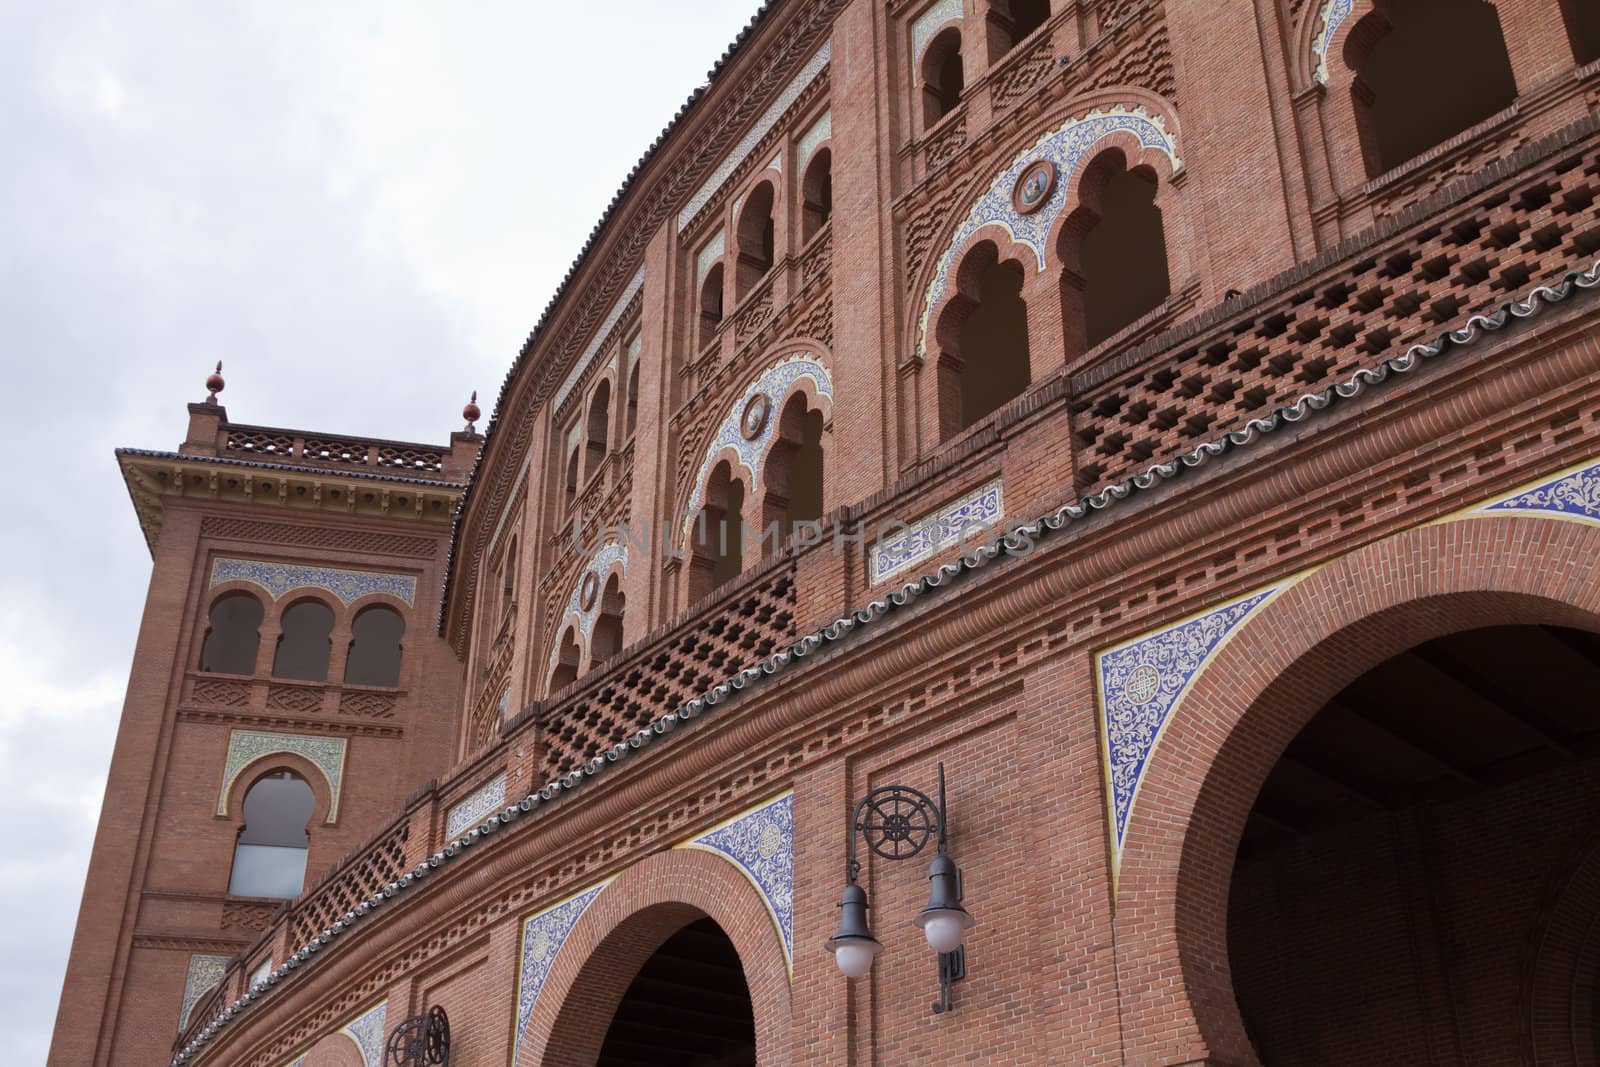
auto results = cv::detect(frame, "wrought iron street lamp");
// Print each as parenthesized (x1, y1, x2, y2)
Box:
(825, 763, 976, 1013)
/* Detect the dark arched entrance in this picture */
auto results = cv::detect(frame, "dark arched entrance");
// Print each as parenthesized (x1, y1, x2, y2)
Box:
(1229, 623, 1600, 1065)
(593, 917, 755, 1067)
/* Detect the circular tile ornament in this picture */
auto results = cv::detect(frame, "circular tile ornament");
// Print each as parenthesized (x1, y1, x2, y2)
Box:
(578, 571, 600, 612)
(741, 393, 772, 440)
(1013, 160, 1058, 215)
(1126, 663, 1161, 705)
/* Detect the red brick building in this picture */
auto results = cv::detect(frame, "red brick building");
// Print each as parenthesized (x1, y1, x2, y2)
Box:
(48, 0, 1600, 1064)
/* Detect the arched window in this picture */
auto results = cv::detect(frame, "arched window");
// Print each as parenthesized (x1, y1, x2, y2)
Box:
(344, 605, 405, 687)
(1060, 151, 1172, 355)
(936, 246, 1031, 439)
(1561, 0, 1600, 65)
(689, 461, 746, 604)
(228, 770, 313, 899)
(549, 626, 580, 694)
(625, 348, 641, 439)
(1348, 0, 1516, 178)
(735, 181, 776, 300)
(589, 573, 625, 668)
(761, 392, 826, 551)
(272, 599, 334, 682)
(585, 380, 611, 483)
(987, 0, 1050, 61)
(565, 444, 580, 509)
(200, 592, 263, 675)
(700, 263, 725, 348)
(501, 536, 518, 620)
(802, 148, 833, 243)
(921, 27, 965, 127)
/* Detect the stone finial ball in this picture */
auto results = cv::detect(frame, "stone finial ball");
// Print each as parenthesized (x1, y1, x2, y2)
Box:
(206, 361, 225, 396)
(463, 390, 481, 424)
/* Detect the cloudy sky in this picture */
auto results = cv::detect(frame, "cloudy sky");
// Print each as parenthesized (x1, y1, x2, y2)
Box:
(0, 2, 761, 1059)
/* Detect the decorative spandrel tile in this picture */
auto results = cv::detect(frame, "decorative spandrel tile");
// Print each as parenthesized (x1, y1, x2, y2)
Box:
(1474, 458, 1600, 524)
(678, 793, 795, 969)
(797, 109, 831, 174)
(211, 558, 415, 606)
(549, 542, 630, 671)
(1312, 0, 1354, 84)
(218, 730, 347, 821)
(682, 355, 835, 540)
(697, 230, 726, 284)
(515, 880, 612, 1064)
(339, 1000, 387, 1067)
(446, 771, 508, 838)
(912, 0, 964, 59)
(869, 479, 1004, 584)
(554, 266, 646, 411)
(916, 107, 1181, 359)
(679, 44, 830, 231)
(1097, 587, 1279, 871)
(179, 954, 229, 1031)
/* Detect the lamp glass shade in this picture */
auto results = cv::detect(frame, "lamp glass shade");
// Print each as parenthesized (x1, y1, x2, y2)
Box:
(832, 939, 881, 978)
(915, 908, 974, 954)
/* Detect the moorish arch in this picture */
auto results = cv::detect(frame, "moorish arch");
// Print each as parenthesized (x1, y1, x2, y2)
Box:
(1110, 511, 1600, 1066)
(545, 542, 629, 692)
(513, 845, 793, 1067)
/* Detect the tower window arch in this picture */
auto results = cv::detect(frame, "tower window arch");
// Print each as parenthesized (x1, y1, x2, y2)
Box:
(934, 242, 1031, 440)
(700, 263, 725, 348)
(802, 148, 833, 243)
(589, 573, 626, 668)
(228, 769, 314, 899)
(344, 605, 405, 688)
(1059, 149, 1172, 356)
(761, 392, 826, 550)
(921, 27, 965, 127)
(271, 599, 334, 682)
(585, 379, 611, 483)
(987, 0, 1050, 62)
(565, 442, 581, 509)
(549, 626, 581, 694)
(1347, 0, 1516, 178)
(200, 592, 264, 675)
(689, 460, 747, 604)
(735, 181, 777, 300)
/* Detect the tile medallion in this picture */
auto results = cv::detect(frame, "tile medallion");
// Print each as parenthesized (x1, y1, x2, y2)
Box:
(554, 266, 647, 411)
(1097, 585, 1281, 873)
(678, 792, 796, 970)
(179, 954, 230, 1031)
(1474, 457, 1600, 525)
(869, 479, 1004, 585)
(679, 44, 831, 231)
(916, 107, 1181, 359)
(218, 730, 347, 821)
(549, 541, 630, 670)
(515, 879, 614, 1064)
(798, 109, 832, 174)
(912, 0, 964, 59)
(1312, 0, 1354, 85)
(211, 558, 415, 607)
(682, 355, 835, 540)
(446, 771, 508, 838)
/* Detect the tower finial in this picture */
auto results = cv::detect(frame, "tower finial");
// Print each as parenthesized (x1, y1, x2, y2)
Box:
(205, 361, 225, 404)
(462, 390, 481, 433)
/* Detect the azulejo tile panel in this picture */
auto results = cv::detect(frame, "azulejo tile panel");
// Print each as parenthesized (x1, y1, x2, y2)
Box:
(682, 355, 835, 539)
(446, 771, 508, 838)
(554, 266, 647, 411)
(869, 479, 1004, 585)
(916, 107, 1181, 359)
(1311, 0, 1354, 84)
(1474, 457, 1600, 524)
(210, 558, 416, 607)
(798, 110, 831, 173)
(678, 792, 796, 968)
(515, 880, 613, 1065)
(912, 0, 964, 59)
(549, 541, 630, 670)
(218, 730, 347, 821)
(1097, 586, 1280, 871)
(339, 1001, 387, 1067)
(179, 954, 230, 1031)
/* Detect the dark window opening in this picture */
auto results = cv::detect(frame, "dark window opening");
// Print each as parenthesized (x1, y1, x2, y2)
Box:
(626, 359, 640, 438)
(987, 0, 1050, 61)
(549, 626, 580, 694)
(271, 599, 334, 682)
(936, 249, 1031, 439)
(589, 573, 626, 668)
(761, 392, 826, 551)
(344, 605, 404, 688)
(699, 263, 725, 348)
(229, 770, 313, 899)
(922, 28, 965, 127)
(565, 445, 581, 509)
(585, 379, 612, 483)
(802, 148, 833, 243)
(201, 592, 263, 675)
(1061, 155, 1171, 355)
(1561, 0, 1600, 65)
(689, 461, 746, 604)
(736, 182, 777, 300)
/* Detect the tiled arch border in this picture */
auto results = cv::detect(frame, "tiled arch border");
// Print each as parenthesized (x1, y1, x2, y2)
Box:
(513, 846, 793, 1067)
(1111, 514, 1600, 1067)
(217, 731, 347, 823)
(546, 542, 630, 675)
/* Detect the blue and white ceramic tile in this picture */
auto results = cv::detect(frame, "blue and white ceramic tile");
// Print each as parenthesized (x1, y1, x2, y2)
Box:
(1312, 0, 1354, 84)
(912, 0, 963, 59)
(679, 792, 795, 968)
(339, 1001, 387, 1067)
(869, 479, 1004, 584)
(697, 230, 726, 284)
(1475, 458, 1600, 524)
(447, 771, 508, 838)
(549, 542, 630, 672)
(211, 558, 415, 606)
(680, 44, 831, 231)
(554, 266, 647, 411)
(218, 730, 346, 821)
(797, 110, 831, 174)
(1097, 587, 1279, 867)
(515, 880, 612, 1064)
(179, 954, 229, 1031)
(682, 355, 835, 540)
(916, 107, 1181, 359)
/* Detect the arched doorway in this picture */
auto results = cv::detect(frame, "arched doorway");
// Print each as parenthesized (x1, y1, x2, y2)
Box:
(1229, 623, 1600, 1064)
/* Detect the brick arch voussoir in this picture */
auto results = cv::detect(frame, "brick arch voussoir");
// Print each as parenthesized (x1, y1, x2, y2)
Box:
(519, 846, 792, 1067)
(1115, 515, 1600, 1067)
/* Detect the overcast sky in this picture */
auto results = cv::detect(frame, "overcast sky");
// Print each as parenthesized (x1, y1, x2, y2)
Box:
(0, 2, 762, 1060)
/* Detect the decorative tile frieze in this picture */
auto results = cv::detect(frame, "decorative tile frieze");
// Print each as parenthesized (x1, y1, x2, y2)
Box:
(1312, 0, 1354, 85)
(554, 266, 646, 411)
(210, 558, 415, 606)
(912, 0, 964, 59)
(1474, 457, 1600, 524)
(179, 955, 229, 1031)
(869, 479, 1004, 584)
(218, 730, 347, 821)
(1097, 586, 1280, 873)
(515, 880, 613, 1064)
(798, 109, 831, 173)
(678, 792, 795, 968)
(683, 355, 835, 539)
(446, 771, 508, 838)
(916, 107, 1181, 358)
(679, 44, 831, 231)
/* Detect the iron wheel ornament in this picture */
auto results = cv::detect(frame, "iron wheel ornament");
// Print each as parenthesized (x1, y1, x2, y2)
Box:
(384, 1005, 450, 1067)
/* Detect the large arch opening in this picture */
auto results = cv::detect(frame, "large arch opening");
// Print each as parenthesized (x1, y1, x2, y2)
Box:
(200, 592, 263, 675)
(687, 461, 746, 604)
(1562, 0, 1600, 66)
(760, 391, 826, 552)
(934, 243, 1032, 439)
(921, 27, 965, 128)
(1059, 149, 1171, 356)
(1227, 622, 1600, 1064)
